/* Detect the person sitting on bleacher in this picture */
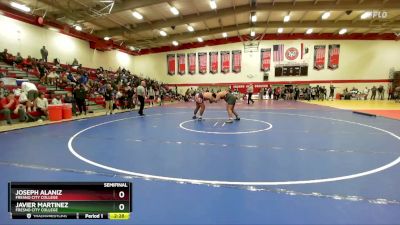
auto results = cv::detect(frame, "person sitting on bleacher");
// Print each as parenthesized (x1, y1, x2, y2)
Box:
(1, 49, 14, 65)
(0, 92, 27, 125)
(14, 52, 23, 65)
(0, 80, 9, 99)
(0, 49, 6, 61)
(79, 72, 89, 85)
(67, 72, 78, 85)
(47, 71, 59, 86)
(18, 90, 33, 113)
(38, 61, 48, 84)
(51, 95, 62, 105)
(35, 92, 48, 118)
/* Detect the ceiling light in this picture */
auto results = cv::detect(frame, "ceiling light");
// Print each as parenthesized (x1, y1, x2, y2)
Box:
(187, 25, 194, 32)
(361, 11, 372, 20)
(74, 25, 82, 31)
(210, 0, 217, 10)
(251, 13, 257, 22)
(132, 11, 143, 20)
(222, 32, 227, 38)
(250, 30, 255, 37)
(306, 28, 313, 34)
(104, 36, 111, 41)
(284, 15, 290, 22)
(197, 37, 203, 42)
(129, 46, 135, 51)
(278, 28, 283, 33)
(159, 30, 167, 36)
(172, 41, 179, 46)
(10, 2, 31, 12)
(170, 6, 179, 15)
(321, 12, 331, 20)
(339, 28, 347, 35)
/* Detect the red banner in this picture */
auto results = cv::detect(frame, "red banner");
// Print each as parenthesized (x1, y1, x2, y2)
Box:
(198, 52, 207, 74)
(177, 54, 185, 75)
(328, 44, 340, 70)
(313, 45, 326, 71)
(220, 51, 230, 74)
(232, 50, 241, 73)
(260, 48, 271, 72)
(187, 53, 196, 75)
(167, 54, 176, 75)
(209, 52, 218, 74)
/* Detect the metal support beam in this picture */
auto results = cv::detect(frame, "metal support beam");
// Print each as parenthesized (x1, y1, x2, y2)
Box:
(94, 0, 400, 37)
(126, 19, 400, 45)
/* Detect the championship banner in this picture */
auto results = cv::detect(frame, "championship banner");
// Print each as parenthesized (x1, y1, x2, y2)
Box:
(313, 45, 326, 71)
(167, 54, 176, 75)
(232, 50, 241, 73)
(328, 44, 340, 70)
(220, 51, 230, 74)
(198, 52, 207, 74)
(177, 54, 185, 75)
(260, 48, 271, 72)
(209, 52, 218, 74)
(187, 53, 196, 75)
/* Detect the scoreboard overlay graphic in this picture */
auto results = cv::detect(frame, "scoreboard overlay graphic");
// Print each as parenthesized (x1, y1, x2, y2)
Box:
(8, 182, 132, 220)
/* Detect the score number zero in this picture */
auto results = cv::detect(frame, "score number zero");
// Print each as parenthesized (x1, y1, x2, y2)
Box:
(117, 190, 127, 211)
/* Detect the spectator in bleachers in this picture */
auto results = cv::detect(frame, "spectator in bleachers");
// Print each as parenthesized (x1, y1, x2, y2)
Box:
(21, 81, 38, 103)
(0, 80, 9, 99)
(47, 71, 59, 86)
(67, 72, 78, 85)
(15, 52, 23, 65)
(79, 72, 88, 85)
(0, 48, 10, 62)
(63, 92, 77, 116)
(38, 62, 48, 84)
(71, 58, 79, 67)
(35, 92, 48, 118)
(22, 55, 33, 69)
(40, 46, 48, 62)
(0, 92, 27, 125)
(18, 90, 33, 113)
(51, 95, 62, 105)
(74, 84, 87, 115)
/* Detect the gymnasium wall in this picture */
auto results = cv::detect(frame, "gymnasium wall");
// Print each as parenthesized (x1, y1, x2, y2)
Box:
(0, 15, 159, 80)
(1, 13, 398, 94)
(132, 40, 399, 93)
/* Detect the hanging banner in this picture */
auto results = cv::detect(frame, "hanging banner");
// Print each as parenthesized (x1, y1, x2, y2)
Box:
(167, 54, 176, 75)
(220, 51, 230, 74)
(187, 53, 196, 75)
(209, 52, 218, 74)
(328, 44, 340, 70)
(232, 50, 241, 73)
(313, 45, 326, 71)
(260, 48, 271, 72)
(177, 54, 185, 75)
(198, 52, 207, 74)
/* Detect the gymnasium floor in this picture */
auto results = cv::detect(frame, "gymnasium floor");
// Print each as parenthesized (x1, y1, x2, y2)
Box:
(1, 100, 400, 224)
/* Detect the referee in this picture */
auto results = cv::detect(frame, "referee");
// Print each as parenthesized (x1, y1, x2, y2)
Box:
(137, 80, 146, 116)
